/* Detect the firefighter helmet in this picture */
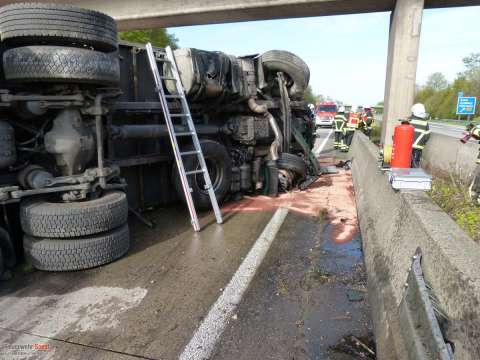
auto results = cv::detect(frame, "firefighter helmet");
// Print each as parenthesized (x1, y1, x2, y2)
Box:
(411, 103, 427, 119)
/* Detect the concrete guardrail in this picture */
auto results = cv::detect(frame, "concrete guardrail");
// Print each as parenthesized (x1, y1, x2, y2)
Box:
(422, 133, 478, 182)
(351, 132, 480, 360)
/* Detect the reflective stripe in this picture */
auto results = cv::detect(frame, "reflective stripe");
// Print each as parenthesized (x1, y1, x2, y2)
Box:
(333, 119, 345, 131)
(410, 119, 428, 126)
(413, 132, 427, 149)
(410, 119, 429, 132)
(334, 117, 346, 131)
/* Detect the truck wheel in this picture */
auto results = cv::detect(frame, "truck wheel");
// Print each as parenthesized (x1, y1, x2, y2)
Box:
(3, 46, 120, 85)
(173, 140, 232, 209)
(277, 153, 307, 180)
(260, 50, 310, 99)
(24, 224, 130, 271)
(0, 248, 3, 277)
(0, 3, 117, 51)
(0, 227, 16, 268)
(20, 191, 128, 238)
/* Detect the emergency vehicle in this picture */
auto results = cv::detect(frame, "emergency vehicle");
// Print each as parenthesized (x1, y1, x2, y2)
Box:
(315, 101, 338, 128)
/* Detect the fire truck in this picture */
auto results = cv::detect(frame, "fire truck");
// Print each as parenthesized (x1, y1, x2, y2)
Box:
(315, 101, 338, 128)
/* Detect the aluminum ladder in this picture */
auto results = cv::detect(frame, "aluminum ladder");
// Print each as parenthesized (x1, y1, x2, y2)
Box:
(145, 43, 223, 231)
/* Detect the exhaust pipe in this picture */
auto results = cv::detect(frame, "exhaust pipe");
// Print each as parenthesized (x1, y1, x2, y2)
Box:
(248, 98, 282, 160)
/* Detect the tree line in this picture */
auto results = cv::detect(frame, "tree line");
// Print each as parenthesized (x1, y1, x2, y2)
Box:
(119, 29, 178, 48)
(415, 53, 480, 120)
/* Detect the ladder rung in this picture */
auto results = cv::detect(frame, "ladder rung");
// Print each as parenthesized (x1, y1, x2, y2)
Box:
(171, 113, 189, 117)
(161, 76, 176, 81)
(175, 132, 194, 137)
(155, 58, 171, 63)
(180, 150, 200, 156)
(165, 95, 183, 99)
(185, 169, 205, 176)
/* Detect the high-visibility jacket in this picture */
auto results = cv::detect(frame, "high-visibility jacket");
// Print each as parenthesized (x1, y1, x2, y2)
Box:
(333, 115, 346, 132)
(365, 115, 374, 127)
(410, 117, 431, 150)
(346, 114, 359, 130)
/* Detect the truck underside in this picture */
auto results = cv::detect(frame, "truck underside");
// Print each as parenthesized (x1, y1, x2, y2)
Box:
(0, 3, 317, 274)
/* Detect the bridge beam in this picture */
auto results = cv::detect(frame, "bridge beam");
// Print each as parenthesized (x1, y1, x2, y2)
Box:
(0, 0, 476, 30)
(381, 0, 424, 146)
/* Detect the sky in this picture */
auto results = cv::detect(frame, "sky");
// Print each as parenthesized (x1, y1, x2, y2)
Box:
(169, 5, 480, 106)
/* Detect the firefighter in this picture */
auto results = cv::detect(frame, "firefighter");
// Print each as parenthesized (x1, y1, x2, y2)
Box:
(308, 103, 316, 120)
(333, 106, 347, 149)
(465, 123, 480, 204)
(408, 103, 431, 168)
(467, 123, 480, 165)
(360, 107, 374, 137)
(341, 106, 359, 152)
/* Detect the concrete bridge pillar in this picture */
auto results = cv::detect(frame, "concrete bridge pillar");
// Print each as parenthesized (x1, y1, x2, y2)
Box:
(381, 0, 424, 145)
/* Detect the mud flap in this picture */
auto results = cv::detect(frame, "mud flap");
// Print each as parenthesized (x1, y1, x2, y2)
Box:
(398, 248, 454, 360)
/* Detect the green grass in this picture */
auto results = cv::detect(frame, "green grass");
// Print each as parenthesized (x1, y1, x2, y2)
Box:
(369, 125, 381, 145)
(428, 175, 480, 243)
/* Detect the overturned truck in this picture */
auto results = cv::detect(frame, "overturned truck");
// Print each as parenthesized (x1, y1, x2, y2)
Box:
(0, 3, 317, 273)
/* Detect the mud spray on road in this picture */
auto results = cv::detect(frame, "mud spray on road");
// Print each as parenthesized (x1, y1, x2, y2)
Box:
(219, 155, 375, 359)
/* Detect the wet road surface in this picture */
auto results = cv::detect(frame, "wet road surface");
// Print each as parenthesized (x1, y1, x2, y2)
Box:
(211, 214, 372, 360)
(0, 128, 373, 360)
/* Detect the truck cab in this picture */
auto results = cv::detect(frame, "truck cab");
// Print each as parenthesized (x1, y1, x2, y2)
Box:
(315, 102, 338, 128)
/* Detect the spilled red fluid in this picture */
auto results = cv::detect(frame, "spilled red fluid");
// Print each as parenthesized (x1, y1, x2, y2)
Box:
(223, 156, 358, 244)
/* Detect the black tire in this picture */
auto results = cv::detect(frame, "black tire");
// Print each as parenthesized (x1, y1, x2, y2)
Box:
(0, 120, 16, 169)
(173, 140, 232, 209)
(20, 191, 128, 238)
(0, 3, 117, 51)
(23, 224, 130, 271)
(0, 248, 3, 277)
(3, 45, 120, 85)
(0, 227, 16, 268)
(277, 153, 307, 180)
(260, 50, 310, 99)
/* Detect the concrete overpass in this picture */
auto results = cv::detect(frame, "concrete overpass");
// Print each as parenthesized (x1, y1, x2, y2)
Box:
(3, 0, 479, 144)
(2, 0, 474, 29)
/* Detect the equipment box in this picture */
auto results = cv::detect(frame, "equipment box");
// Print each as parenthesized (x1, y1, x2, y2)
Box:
(389, 168, 432, 191)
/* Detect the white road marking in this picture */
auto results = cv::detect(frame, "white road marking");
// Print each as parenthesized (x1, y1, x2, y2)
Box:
(180, 207, 290, 360)
(314, 129, 333, 155)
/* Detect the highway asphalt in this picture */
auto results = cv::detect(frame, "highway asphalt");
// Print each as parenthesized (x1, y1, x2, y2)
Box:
(429, 121, 468, 139)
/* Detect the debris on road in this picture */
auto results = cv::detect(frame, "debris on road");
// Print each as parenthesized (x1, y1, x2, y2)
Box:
(329, 334, 376, 359)
(346, 289, 364, 302)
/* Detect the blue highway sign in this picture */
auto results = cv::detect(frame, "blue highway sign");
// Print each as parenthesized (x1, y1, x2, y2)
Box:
(456, 96, 476, 115)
